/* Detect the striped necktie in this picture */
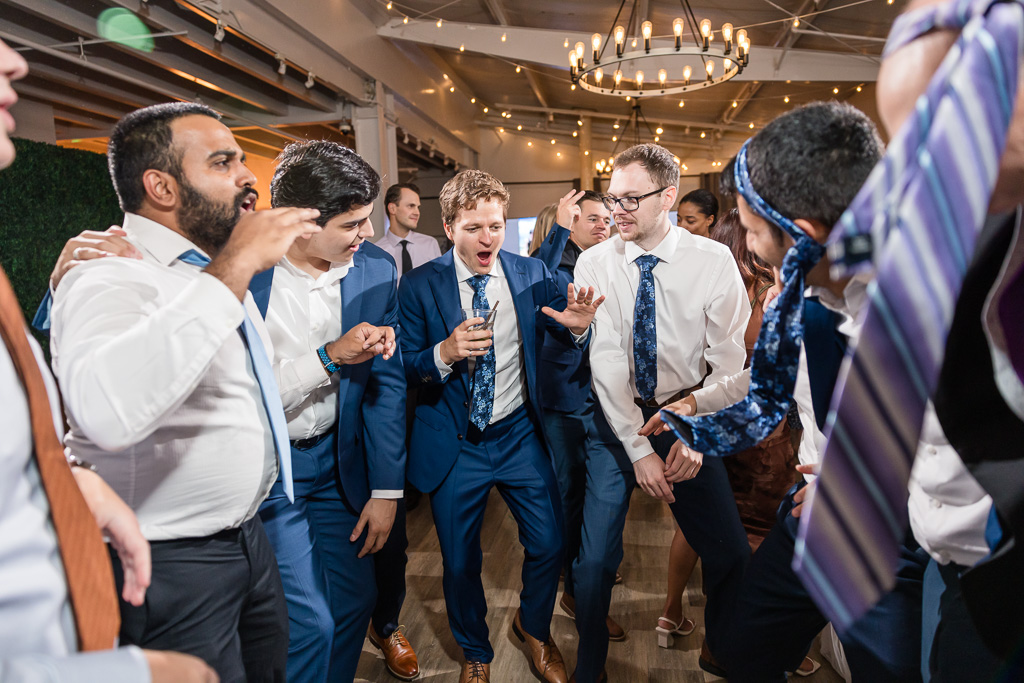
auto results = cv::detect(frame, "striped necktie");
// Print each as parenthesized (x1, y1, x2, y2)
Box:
(178, 250, 294, 502)
(793, 0, 1023, 631)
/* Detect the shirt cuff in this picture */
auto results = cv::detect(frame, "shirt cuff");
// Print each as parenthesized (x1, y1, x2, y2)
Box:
(296, 349, 332, 388)
(571, 326, 590, 346)
(433, 343, 453, 378)
(623, 432, 654, 463)
(371, 489, 404, 499)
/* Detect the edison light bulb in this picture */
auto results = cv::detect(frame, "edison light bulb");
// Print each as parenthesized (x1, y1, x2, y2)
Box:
(673, 18, 684, 36)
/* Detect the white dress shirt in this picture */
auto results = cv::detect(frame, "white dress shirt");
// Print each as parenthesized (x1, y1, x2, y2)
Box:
(376, 228, 442, 279)
(0, 325, 149, 682)
(50, 213, 278, 541)
(434, 255, 527, 424)
(265, 256, 401, 499)
(574, 226, 749, 462)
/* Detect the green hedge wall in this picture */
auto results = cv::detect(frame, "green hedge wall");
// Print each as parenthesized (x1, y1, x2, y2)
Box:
(0, 138, 122, 351)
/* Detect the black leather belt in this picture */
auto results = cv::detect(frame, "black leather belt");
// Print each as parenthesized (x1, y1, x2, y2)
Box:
(633, 384, 700, 410)
(290, 431, 330, 450)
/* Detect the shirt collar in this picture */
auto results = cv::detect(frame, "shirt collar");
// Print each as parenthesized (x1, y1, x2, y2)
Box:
(278, 255, 353, 289)
(623, 223, 682, 266)
(454, 251, 505, 283)
(122, 212, 209, 267)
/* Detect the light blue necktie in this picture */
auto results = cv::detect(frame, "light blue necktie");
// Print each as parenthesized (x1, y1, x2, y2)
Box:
(469, 274, 495, 430)
(793, 0, 1023, 631)
(178, 249, 294, 502)
(633, 255, 659, 403)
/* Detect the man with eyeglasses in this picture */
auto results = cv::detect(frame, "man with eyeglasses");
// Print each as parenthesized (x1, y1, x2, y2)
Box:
(570, 144, 750, 682)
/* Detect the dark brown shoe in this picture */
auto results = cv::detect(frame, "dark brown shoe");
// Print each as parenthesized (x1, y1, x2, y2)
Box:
(459, 660, 490, 683)
(369, 625, 420, 680)
(699, 639, 728, 678)
(559, 593, 627, 642)
(510, 609, 569, 683)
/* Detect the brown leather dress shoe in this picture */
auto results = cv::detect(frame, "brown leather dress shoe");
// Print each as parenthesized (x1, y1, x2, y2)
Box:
(510, 609, 569, 683)
(369, 625, 420, 681)
(460, 660, 490, 683)
(559, 593, 627, 642)
(698, 639, 728, 678)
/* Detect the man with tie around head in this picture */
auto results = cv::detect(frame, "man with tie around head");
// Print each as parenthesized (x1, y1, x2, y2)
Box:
(377, 183, 441, 280)
(255, 140, 414, 682)
(398, 170, 604, 683)
(47, 102, 321, 682)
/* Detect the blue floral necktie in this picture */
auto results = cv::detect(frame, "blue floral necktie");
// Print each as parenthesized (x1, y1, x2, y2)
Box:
(178, 249, 294, 502)
(659, 143, 826, 457)
(469, 274, 495, 430)
(633, 255, 660, 402)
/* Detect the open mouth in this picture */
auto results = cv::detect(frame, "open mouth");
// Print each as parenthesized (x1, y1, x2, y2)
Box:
(476, 250, 493, 268)
(239, 192, 258, 213)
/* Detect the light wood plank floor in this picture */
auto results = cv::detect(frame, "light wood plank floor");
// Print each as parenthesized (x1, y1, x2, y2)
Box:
(357, 488, 844, 682)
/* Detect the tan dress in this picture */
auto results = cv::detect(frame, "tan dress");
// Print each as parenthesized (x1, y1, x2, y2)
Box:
(723, 282, 801, 552)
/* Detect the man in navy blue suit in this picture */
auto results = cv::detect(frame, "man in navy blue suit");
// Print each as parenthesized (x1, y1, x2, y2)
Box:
(531, 191, 627, 641)
(398, 170, 604, 683)
(254, 141, 410, 682)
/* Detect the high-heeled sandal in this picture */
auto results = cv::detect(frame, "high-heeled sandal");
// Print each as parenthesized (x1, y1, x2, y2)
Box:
(655, 615, 696, 648)
(791, 656, 821, 677)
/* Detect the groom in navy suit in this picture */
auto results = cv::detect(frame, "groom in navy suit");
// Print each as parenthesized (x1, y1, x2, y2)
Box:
(398, 170, 604, 683)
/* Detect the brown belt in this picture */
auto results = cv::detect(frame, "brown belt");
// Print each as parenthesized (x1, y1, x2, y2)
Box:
(633, 384, 701, 410)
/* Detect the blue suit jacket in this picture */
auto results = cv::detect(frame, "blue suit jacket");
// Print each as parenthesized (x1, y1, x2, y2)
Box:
(532, 223, 592, 412)
(252, 242, 407, 511)
(397, 249, 579, 493)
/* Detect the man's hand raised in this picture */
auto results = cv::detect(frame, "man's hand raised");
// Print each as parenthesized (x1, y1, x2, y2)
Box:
(206, 207, 321, 300)
(555, 189, 585, 229)
(325, 323, 396, 367)
(542, 283, 605, 336)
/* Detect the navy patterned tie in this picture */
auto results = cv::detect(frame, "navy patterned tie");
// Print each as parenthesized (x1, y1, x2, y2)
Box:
(794, 0, 1023, 631)
(633, 255, 659, 403)
(659, 143, 826, 456)
(469, 274, 495, 430)
(178, 249, 294, 502)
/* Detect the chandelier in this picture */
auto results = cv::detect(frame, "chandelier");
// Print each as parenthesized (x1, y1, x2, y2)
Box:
(568, 0, 751, 99)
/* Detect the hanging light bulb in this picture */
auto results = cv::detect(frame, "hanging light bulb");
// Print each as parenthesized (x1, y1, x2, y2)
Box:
(575, 41, 585, 63)
(386, 1, 392, 9)
(403, 15, 408, 23)
(612, 135, 618, 142)
(515, 64, 521, 73)
(614, 25, 626, 57)
(678, 99, 685, 107)
(471, 97, 476, 103)
(732, 100, 738, 107)
(856, 84, 863, 92)
(654, 136, 660, 142)
(528, 141, 533, 147)
(614, 69, 622, 87)
(483, 106, 489, 113)
(501, 32, 507, 42)
(700, 130, 706, 138)
(699, 19, 712, 50)
(793, 17, 800, 28)
(550, 139, 556, 145)
(459, 44, 465, 52)
(673, 18, 684, 49)
(656, 126, 664, 134)
(592, 33, 602, 63)
(749, 122, 755, 128)
(658, 69, 667, 87)
(783, 95, 790, 103)
(705, 59, 715, 80)
(635, 70, 644, 91)
(436, 18, 442, 27)
(833, 86, 839, 94)
(722, 23, 733, 54)
(564, 37, 569, 48)
(641, 20, 653, 52)
(683, 64, 692, 85)
(612, 121, 620, 129)
(594, 67, 604, 85)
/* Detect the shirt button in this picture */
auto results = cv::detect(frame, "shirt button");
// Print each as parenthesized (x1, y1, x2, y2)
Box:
(939, 551, 950, 563)
(457, 433, 464, 440)
(463, 401, 469, 408)
(926, 445, 937, 456)
(930, 498, 943, 509)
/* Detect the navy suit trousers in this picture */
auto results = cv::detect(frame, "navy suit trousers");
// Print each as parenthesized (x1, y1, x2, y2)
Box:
(259, 432, 377, 683)
(429, 406, 564, 663)
(571, 404, 750, 683)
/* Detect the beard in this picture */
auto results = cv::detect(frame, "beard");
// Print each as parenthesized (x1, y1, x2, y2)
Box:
(176, 178, 257, 254)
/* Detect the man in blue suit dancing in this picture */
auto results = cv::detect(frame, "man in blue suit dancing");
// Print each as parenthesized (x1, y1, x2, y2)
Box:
(398, 170, 604, 683)
(256, 141, 409, 682)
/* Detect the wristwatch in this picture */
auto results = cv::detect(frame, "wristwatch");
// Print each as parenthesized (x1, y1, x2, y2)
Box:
(67, 455, 98, 472)
(317, 344, 342, 374)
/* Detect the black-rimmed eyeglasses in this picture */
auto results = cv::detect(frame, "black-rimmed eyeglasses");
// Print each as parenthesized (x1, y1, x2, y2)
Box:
(601, 187, 668, 213)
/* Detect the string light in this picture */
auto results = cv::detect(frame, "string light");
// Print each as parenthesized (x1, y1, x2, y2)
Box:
(572, 131, 578, 137)
(436, 18, 442, 27)
(612, 135, 618, 142)
(564, 38, 570, 48)
(679, 100, 685, 107)
(856, 85, 863, 92)
(459, 44, 465, 52)
(556, 152, 562, 157)
(656, 126, 664, 134)
(498, 127, 504, 132)
(749, 122, 755, 128)
(386, 1, 392, 9)
(732, 100, 738, 108)
(403, 16, 408, 24)
(517, 124, 522, 130)
(515, 65, 521, 73)
(449, 86, 455, 92)
(483, 107, 488, 113)
(550, 139, 556, 144)
(833, 86, 839, 94)
(501, 33, 507, 42)
(471, 97, 476, 103)
(700, 131, 706, 138)
(784, 95, 790, 103)
(792, 17, 800, 27)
